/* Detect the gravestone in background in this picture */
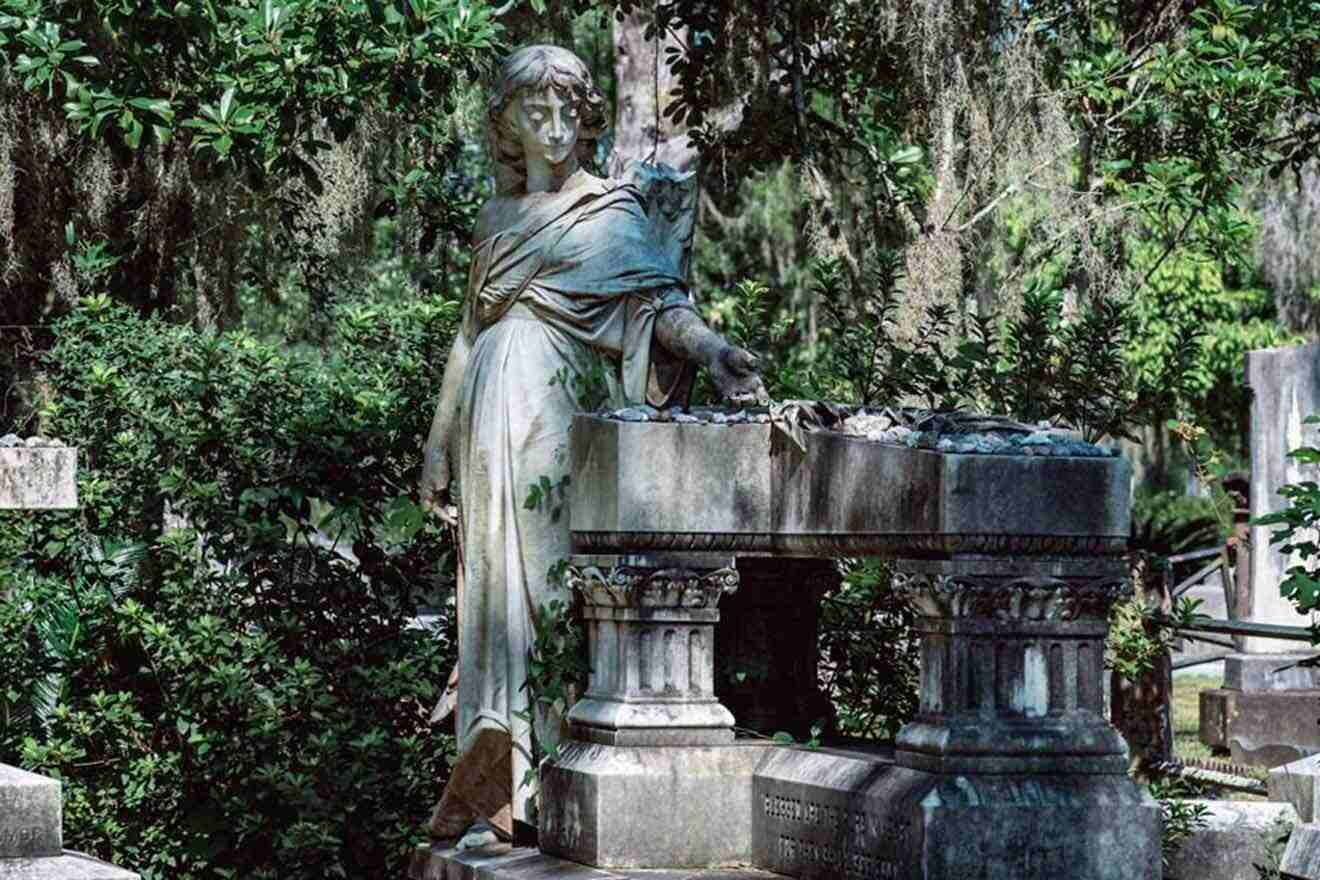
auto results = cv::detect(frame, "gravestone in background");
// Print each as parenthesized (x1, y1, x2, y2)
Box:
(1200, 343, 1320, 766)
(0, 439, 138, 880)
(1245, 342, 1320, 651)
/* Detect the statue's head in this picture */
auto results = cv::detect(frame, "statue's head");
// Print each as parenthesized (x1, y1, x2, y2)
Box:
(487, 45, 607, 194)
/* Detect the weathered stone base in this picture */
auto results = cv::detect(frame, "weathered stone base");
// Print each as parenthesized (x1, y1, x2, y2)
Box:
(1272, 755, 1320, 822)
(537, 741, 774, 868)
(1167, 800, 1298, 880)
(752, 746, 1160, 880)
(409, 843, 780, 880)
(0, 853, 138, 880)
(1200, 688, 1320, 766)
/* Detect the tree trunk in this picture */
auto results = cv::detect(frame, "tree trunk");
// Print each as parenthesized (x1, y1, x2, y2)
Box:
(606, 10, 696, 177)
(1110, 552, 1175, 777)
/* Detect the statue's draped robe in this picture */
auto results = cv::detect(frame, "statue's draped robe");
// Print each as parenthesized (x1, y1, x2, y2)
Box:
(455, 169, 690, 823)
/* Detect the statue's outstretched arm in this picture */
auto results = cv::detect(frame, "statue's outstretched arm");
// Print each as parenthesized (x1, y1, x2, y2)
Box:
(654, 304, 768, 405)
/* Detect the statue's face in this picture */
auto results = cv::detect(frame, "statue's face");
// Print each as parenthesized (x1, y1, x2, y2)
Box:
(509, 85, 580, 167)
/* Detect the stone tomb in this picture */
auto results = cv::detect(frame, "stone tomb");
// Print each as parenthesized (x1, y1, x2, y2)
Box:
(0, 443, 137, 880)
(528, 416, 1156, 880)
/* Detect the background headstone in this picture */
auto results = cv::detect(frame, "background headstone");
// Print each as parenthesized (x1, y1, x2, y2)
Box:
(1245, 342, 1320, 652)
(0, 444, 77, 510)
(0, 766, 61, 859)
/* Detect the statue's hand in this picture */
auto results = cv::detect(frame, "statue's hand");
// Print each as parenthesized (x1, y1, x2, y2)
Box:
(709, 344, 769, 406)
(421, 445, 459, 527)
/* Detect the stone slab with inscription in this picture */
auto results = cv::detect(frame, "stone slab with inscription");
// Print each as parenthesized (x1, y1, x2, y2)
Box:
(0, 445, 77, 511)
(0, 766, 60, 859)
(0, 854, 137, 880)
(751, 745, 1159, 880)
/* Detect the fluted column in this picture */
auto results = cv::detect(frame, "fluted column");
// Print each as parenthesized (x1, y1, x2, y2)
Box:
(892, 556, 1130, 775)
(564, 555, 740, 746)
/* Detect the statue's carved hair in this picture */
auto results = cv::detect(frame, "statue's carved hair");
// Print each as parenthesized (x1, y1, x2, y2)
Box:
(487, 45, 608, 195)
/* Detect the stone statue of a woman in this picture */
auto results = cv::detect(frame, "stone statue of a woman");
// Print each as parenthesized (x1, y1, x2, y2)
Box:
(419, 44, 766, 848)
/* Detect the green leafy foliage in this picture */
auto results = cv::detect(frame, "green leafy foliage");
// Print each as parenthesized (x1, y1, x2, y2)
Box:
(522, 593, 588, 759)
(1106, 594, 1205, 684)
(1148, 777, 1211, 875)
(0, 0, 502, 170)
(817, 560, 920, 740)
(517, 583, 588, 799)
(0, 292, 462, 879)
(1131, 489, 1225, 557)
(764, 257, 1199, 441)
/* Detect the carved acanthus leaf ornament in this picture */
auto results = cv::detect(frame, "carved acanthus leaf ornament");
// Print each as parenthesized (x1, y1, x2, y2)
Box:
(892, 570, 1129, 621)
(565, 563, 740, 608)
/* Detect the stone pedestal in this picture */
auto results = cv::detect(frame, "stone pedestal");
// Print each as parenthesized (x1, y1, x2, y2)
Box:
(563, 555, 739, 746)
(1200, 654, 1320, 765)
(559, 414, 1157, 878)
(540, 555, 761, 868)
(892, 557, 1129, 776)
(539, 741, 773, 868)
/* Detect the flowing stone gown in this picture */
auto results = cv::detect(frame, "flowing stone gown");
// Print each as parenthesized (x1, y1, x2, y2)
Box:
(453, 167, 690, 823)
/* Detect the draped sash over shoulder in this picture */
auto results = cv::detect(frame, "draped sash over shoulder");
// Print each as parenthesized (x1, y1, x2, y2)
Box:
(464, 169, 690, 402)
(453, 169, 691, 824)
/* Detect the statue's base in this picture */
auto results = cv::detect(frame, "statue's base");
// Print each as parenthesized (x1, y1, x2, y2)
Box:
(409, 843, 778, 880)
(537, 740, 774, 868)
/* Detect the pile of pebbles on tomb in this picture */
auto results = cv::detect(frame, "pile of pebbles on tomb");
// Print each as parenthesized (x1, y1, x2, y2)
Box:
(596, 404, 1119, 457)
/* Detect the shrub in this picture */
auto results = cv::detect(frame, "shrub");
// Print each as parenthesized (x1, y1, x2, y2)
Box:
(1, 293, 460, 879)
(818, 559, 920, 739)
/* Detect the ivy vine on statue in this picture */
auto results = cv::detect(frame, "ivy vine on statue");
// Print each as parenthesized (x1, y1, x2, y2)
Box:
(418, 45, 767, 850)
